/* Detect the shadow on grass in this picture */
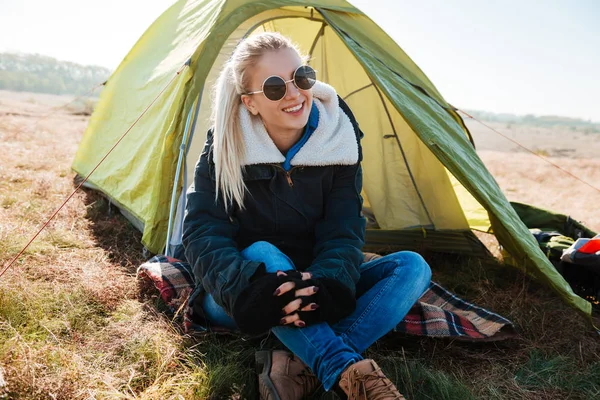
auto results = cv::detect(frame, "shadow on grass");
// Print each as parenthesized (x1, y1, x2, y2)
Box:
(80, 187, 146, 273)
(183, 334, 265, 399)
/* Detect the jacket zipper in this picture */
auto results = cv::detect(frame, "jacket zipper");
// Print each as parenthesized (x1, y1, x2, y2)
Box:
(271, 164, 299, 188)
(285, 171, 294, 187)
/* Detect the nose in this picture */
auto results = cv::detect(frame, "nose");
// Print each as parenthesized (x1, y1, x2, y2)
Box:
(284, 79, 300, 99)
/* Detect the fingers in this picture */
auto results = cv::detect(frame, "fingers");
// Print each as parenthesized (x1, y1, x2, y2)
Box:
(280, 313, 306, 327)
(273, 271, 314, 296)
(273, 281, 295, 296)
(295, 285, 318, 297)
(277, 270, 312, 281)
(282, 298, 319, 316)
(282, 298, 303, 315)
(300, 303, 319, 312)
(277, 270, 310, 280)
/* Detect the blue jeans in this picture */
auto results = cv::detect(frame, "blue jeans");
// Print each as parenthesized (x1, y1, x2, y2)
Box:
(202, 241, 432, 391)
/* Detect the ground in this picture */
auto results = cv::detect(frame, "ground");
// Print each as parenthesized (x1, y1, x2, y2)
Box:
(0, 90, 599, 399)
(467, 117, 600, 231)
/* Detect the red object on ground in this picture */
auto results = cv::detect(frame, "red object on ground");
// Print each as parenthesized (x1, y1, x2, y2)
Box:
(578, 239, 600, 254)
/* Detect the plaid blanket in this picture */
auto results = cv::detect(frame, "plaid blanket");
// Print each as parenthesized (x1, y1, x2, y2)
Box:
(138, 255, 517, 341)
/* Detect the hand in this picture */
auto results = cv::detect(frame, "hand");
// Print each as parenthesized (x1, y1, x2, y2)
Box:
(232, 272, 356, 335)
(279, 276, 357, 327)
(274, 271, 319, 327)
(232, 272, 316, 335)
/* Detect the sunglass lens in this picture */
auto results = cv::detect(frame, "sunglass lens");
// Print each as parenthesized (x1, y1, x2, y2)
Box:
(262, 76, 287, 101)
(294, 66, 316, 90)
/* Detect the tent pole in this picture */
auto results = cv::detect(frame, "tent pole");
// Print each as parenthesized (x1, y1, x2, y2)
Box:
(165, 95, 198, 256)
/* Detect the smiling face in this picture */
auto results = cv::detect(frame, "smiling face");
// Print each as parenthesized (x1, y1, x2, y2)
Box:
(241, 48, 313, 141)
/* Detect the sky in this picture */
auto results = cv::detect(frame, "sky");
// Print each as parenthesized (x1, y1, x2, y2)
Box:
(1, 0, 599, 121)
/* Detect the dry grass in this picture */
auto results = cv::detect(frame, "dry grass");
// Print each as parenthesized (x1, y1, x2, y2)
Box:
(0, 93, 209, 399)
(1, 91, 599, 399)
(466, 118, 600, 231)
(478, 151, 600, 231)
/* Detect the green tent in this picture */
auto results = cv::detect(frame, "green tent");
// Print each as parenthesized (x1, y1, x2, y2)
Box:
(72, 0, 592, 317)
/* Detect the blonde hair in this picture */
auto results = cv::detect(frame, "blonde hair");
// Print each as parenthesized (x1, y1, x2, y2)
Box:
(211, 32, 305, 211)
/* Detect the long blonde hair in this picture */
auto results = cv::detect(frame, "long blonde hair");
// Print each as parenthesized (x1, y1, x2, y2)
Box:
(211, 32, 304, 211)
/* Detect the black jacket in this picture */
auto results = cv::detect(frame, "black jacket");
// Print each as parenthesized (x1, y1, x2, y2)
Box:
(182, 94, 366, 317)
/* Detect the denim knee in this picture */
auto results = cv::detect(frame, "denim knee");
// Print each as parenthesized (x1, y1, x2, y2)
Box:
(392, 251, 432, 290)
(241, 241, 279, 259)
(241, 241, 295, 273)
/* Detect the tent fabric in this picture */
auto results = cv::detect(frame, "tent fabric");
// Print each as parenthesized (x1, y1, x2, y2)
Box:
(72, 0, 591, 317)
(364, 229, 491, 258)
(510, 202, 597, 239)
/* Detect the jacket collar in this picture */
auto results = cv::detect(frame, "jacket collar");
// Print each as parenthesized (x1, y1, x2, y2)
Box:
(239, 81, 359, 167)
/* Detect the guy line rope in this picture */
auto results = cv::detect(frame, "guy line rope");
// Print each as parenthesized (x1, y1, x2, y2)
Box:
(0, 63, 188, 280)
(457, 109, 600, 194)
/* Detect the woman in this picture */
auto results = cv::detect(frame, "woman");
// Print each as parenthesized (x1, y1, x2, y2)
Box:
(183, 32, 432, 400)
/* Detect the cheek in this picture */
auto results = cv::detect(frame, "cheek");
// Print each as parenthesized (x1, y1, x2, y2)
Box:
(305, 91, 314, 106)
(255, 100, 281, 121)
(264, 102, 281, 117)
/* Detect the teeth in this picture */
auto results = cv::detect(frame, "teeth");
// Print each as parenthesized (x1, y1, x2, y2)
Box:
(283, 103, 302, 113)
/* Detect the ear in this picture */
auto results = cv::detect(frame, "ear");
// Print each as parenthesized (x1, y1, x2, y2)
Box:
(241, 94, 259, 116)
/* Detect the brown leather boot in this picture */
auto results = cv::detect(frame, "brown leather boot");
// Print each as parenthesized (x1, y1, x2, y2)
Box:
(256, 350, 320, 400)
(338, 359, 406, 400)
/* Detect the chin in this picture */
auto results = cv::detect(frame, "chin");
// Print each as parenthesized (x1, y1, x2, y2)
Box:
(286, 120, 309, 132)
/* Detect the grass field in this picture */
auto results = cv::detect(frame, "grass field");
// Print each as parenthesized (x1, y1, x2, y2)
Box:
(0, 91, 599, 399)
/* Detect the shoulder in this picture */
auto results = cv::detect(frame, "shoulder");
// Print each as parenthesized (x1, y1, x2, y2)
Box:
(337, 96, 364, 162)
(195, 128, 215, 179)
(337, 97, 359, 134)
(312, 81, 363, 144)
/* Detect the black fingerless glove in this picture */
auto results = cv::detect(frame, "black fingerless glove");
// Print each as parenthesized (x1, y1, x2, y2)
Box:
(232, 273, 298, 335)
(289, 276, 356, 326)
(231, 271, 356, 335)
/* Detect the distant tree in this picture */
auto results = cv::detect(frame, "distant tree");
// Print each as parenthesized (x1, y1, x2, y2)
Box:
(0, 52, 111, 96)
(463, 108, 599, 132)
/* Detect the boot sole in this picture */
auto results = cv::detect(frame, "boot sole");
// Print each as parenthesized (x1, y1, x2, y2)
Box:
(255, 350, 281, 400)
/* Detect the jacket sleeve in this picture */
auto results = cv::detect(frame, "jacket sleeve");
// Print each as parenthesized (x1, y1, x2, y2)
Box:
(306, 162, 366, 296)
(182, 131, 263, 315)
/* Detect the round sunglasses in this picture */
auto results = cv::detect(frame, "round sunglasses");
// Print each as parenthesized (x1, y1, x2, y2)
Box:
(244, 65, 317, 102)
